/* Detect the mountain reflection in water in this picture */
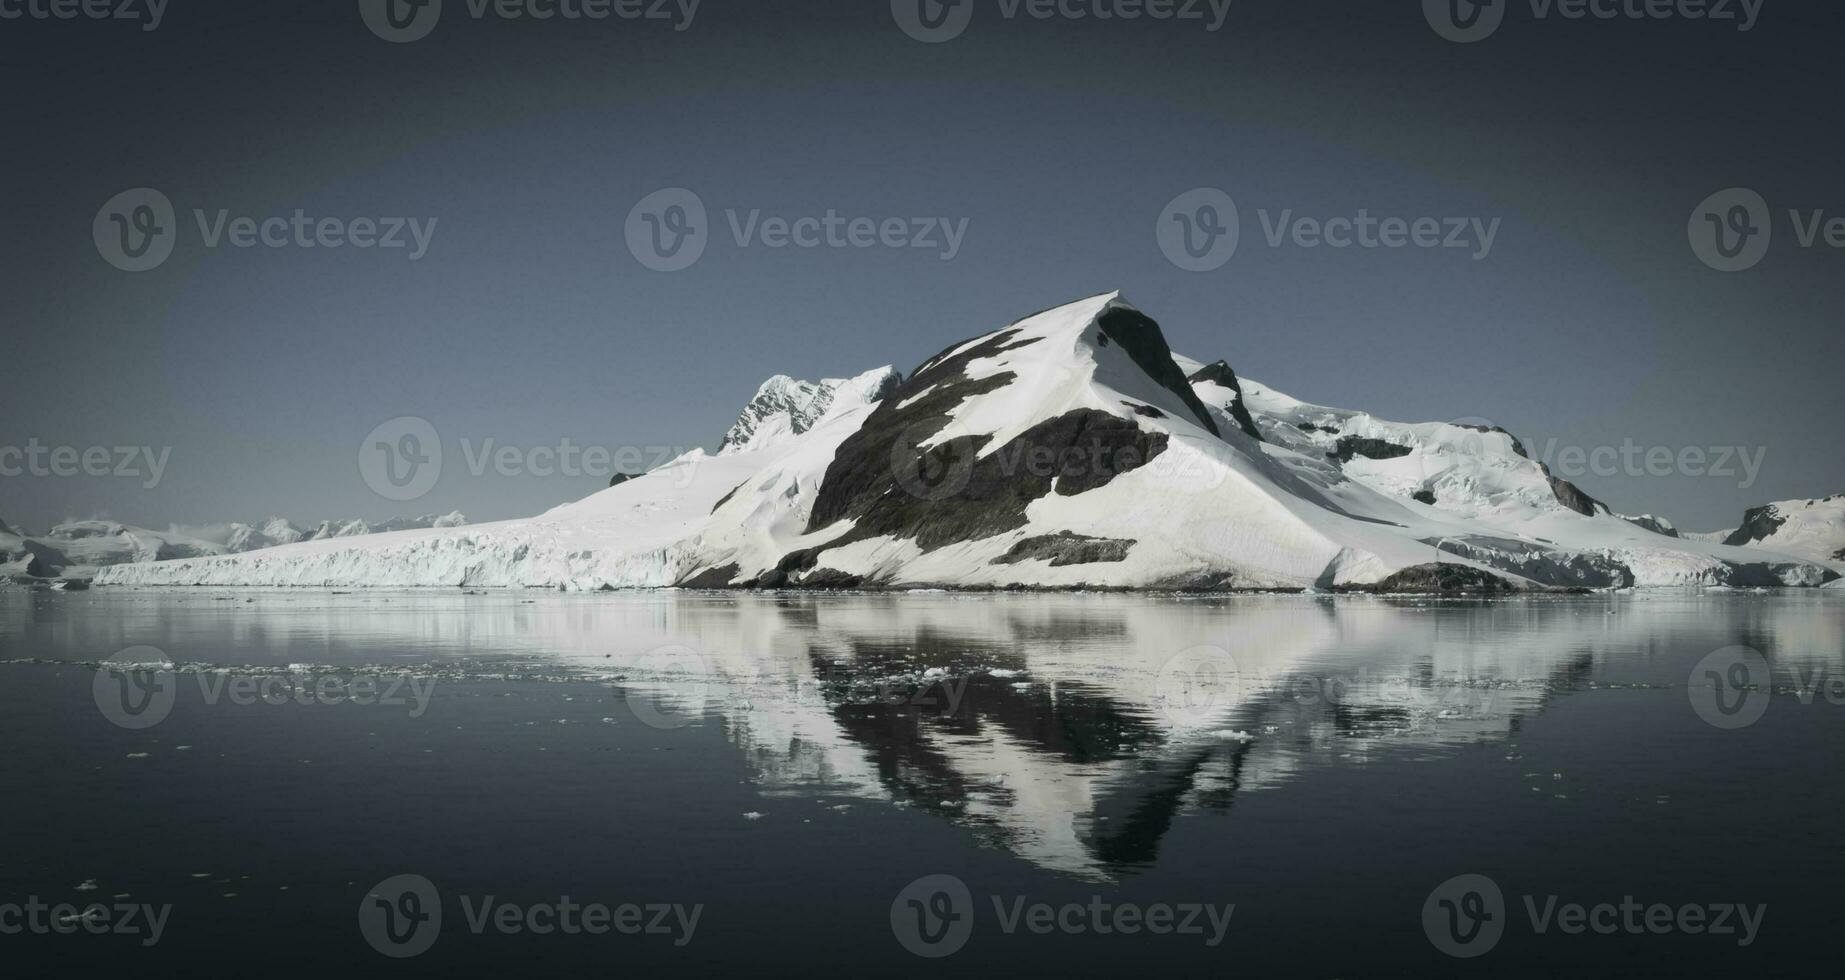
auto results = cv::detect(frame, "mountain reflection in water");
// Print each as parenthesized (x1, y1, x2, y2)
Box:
(4, 588, 1840, 880)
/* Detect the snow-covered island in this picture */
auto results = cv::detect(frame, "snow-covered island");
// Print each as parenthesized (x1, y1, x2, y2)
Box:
(87, 293, 1843, 592)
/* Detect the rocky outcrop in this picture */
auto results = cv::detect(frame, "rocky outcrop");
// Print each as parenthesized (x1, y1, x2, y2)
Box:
(1723, 504, 1789, 547)
(719, 370, 902, 454)
(1539, 465, 1608, 517)
(1619, 514, 1679, 537)
(1331, 436, 1413, 463)
(991, 532, 1135, 567)
(1094, 308, 1219, 437)
(1358, 564, 1517, 595)
(1184, 359, 1262, 441)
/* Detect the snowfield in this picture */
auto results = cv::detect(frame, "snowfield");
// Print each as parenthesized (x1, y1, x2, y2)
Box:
(96, 293, 1840, 591)
(4, 513, 466, 580)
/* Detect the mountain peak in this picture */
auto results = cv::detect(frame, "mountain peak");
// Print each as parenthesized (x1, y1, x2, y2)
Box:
(719, 366, 901, 455)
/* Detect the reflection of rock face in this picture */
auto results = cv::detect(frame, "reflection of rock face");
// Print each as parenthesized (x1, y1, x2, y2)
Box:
(25, 590, 1839, 879)
(598, 594, 1818, 878)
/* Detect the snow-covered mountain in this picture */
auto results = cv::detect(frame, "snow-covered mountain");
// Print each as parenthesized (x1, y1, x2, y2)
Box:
(1696, 496, 1845, 566)
(719, 373, 901, 454)
(4, 512, 466, 580)
(96, 292, 1839, 591)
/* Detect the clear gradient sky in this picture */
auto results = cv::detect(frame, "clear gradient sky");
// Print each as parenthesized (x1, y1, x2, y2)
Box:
(3, 0, 1841, 533)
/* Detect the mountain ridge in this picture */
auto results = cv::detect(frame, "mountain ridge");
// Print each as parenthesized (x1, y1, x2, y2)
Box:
(93, 293, 1840, 591)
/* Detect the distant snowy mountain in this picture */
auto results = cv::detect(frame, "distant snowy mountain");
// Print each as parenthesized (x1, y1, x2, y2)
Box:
(1699, 496, 1845, 565)
(719, 372, 900, 454)
(95, 292, 1839, 591)
(4, 512, 466, 580)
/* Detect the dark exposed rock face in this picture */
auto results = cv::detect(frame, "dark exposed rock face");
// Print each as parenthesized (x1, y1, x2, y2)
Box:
(806, 326, 1035, 535)
(1538, 464, 1607, 517)
(710, 480, 746, 514)
(1123, 402, 1166, 420)
(991, 532, 1135, 567)
(1295, 421, 1337, 434)
(1620, 514, 1679, 537)
(1094, 308, 1219, 437)
(609, 473, 633, 489)
(812, 407, 1168, 555)
(1430, 536, 1635, 588)
(1412, 489, 1437, 506)
(1723, 504, 1787, 547)
(781, 322, 1172, 581)
(676, 562, 741, 588)
(1361, 564, 1517, 594)
(1184, 359, 1262, 442)
(1833, 547, 1845, 563)
(1331, 436, 1413, 463)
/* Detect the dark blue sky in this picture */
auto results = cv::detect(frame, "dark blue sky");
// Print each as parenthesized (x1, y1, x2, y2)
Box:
(3, 0, 1841, 532)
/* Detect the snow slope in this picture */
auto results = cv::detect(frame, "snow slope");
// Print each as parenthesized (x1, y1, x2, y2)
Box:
(1704, 496, 1845, 566)
(97, 292, 1839, 591)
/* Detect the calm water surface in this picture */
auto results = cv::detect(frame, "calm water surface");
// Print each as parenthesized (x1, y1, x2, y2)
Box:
(2, 588, 1841, 976)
